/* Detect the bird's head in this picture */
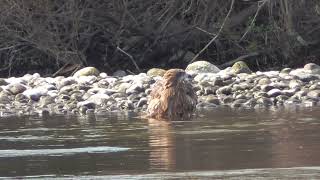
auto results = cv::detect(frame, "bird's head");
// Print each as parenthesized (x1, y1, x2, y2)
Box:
(163, 69, 192, 87)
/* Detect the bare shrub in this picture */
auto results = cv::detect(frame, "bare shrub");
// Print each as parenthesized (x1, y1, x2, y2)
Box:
(0, 0, 318, 76)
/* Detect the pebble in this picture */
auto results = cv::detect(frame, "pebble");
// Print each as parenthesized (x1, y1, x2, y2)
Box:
(0, 63, 319, 116)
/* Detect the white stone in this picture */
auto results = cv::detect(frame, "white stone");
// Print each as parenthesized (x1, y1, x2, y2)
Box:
(186, 61, 220, 75)
(99, 72, 108, 78)
(23, 88, 48, 101)
(267, 89, 282, 97)
(33, 73, 41, 78)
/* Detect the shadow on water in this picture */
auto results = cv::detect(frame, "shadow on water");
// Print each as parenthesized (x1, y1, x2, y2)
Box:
(0, 106, 320, 178)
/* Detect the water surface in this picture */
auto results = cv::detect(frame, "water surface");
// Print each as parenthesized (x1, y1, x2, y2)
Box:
(0, 106, 320, 179)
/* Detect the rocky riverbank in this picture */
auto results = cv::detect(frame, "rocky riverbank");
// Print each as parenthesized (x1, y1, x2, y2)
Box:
(0, 61, 319, 117)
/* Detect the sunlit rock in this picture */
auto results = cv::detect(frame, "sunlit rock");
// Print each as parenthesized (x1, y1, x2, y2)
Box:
(73, 67, 100, 77)
(147, 68, 166, 77)
(304, 63, 320, 74)
(231, 61, 252, 74)
(23, 88, 48, 101)
(186, 60, 220, 75)
(7, 83, 27, 95)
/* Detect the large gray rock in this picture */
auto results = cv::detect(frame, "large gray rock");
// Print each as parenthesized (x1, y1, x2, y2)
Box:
(186, 61, 220, 75)
(289, 68, 319, 82)
(73, 67, 100, 77)
(7, 83, 27, 95)
(304, 63, 320, 74)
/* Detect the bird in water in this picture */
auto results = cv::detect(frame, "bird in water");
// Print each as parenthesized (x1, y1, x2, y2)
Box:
(147, 69, 197, 120)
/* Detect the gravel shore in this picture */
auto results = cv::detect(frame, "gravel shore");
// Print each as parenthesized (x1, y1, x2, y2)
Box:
(0, 61, 319, 117)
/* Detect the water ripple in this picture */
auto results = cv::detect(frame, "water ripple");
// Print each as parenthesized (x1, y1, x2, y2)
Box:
(0, 146, 130, 157)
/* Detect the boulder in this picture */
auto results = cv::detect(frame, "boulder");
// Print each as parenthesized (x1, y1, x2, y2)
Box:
(231, 61, 252, 74)
(147, 68, 166, 77)
(73, 67, 100, 77)
(186, 61, 220, 75)
(7, 83, 27, 95)
(304, 63, 320, 74)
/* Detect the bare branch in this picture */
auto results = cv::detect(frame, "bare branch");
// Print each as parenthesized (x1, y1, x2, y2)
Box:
(117, 46, 141, 72)
(190, 0, 235, 64)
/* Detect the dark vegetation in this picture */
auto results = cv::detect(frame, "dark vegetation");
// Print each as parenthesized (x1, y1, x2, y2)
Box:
(0, 0, 319, 77)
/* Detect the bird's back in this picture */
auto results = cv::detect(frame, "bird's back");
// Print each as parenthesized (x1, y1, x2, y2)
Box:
(147, 77, 197, 120)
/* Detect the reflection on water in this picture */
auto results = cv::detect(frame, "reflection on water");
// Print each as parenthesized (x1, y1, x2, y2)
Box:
(0, 107, 320, 178)
(148, 119, 175, 171)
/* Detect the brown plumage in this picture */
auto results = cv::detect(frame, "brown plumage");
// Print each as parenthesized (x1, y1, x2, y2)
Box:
(147, 69, 197, 120)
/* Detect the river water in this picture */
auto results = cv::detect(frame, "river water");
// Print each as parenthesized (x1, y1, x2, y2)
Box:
(0, 106, 320, 179)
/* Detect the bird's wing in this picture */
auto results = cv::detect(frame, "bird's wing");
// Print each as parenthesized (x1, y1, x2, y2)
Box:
(185, 82, 198, 109)
(147, 79, 166, 118)
(149, 80, 164, 99)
